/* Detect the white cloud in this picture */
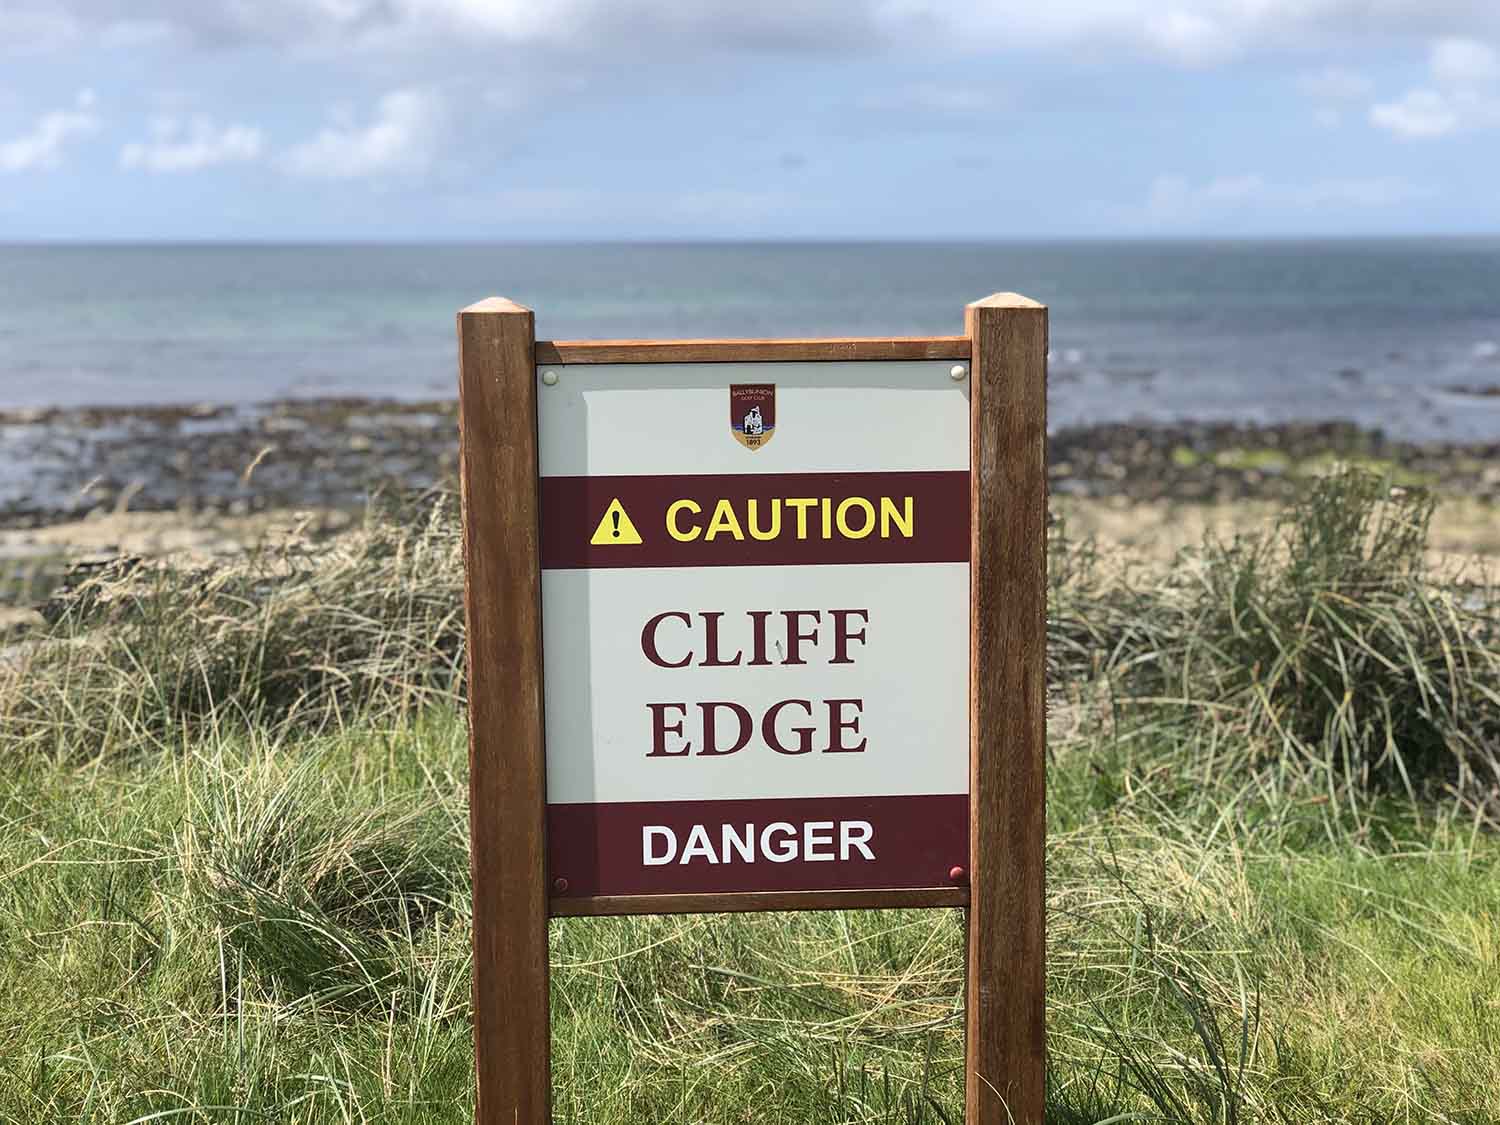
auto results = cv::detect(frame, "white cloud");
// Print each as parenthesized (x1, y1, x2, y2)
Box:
(1139, 171, 1425, 227)
(281, 88, 444, 179)
(1296, 66, 1373, 128)
(1370, 88, 1463, 137)
(1430, 36, 1499, 86)
(0, 88, 98, 171)
(120, 115, 263, 172)
(11, 0, 1500, 66)
(1370, 36, 1500, 138)
(880, 0, 1500, 66)
(1297, 66, 1372, 102)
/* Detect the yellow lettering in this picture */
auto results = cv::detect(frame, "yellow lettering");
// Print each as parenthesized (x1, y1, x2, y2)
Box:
(667, 499, 702, 541)
(668, 494, 916, 545)
(747, 498, 781, 541)
(836, 496, 876, 539)
(705, 499, 745, 541)
(880, 496, 914, 538)
(785, 498, 816, 540)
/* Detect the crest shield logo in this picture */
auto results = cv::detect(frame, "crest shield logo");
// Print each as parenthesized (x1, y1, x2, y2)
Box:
(730, 383, 776, 451)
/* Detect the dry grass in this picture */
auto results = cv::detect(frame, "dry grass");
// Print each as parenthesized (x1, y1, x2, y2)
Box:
(1, 472, 1498, 1121)
(1051, 468, 1500, 823)
(0, 492, 466, 761)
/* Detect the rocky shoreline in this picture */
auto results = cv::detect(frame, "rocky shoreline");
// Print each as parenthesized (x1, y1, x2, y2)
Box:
(1, 398, 1497, 529)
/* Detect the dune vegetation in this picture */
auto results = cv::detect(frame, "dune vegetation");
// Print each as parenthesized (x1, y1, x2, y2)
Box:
(2, 470, 1498, 1123)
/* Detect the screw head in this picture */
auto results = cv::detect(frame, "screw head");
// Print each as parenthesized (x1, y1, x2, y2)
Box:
(949, 364, 968, 381)
(552, 876, 569, 894)
(948, 865, 967, 884)
(541, 369, 560, 386)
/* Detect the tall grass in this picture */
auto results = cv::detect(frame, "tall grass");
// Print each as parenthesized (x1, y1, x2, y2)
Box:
(189, 742, 468, 1012)
(1, 468, 1498, 1120)
(1052, 468, 1500, 821)
(7, 713, 1500, 1122)
(7, 468, 1495, 809)
(1, 492, 466, 760)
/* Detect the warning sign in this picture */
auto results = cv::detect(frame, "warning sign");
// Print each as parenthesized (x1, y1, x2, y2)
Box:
(537, 359, 972, 900)
(589, 498, 643, 546)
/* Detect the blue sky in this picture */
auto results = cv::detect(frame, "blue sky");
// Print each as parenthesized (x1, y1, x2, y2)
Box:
(3, 1, 1500, 240)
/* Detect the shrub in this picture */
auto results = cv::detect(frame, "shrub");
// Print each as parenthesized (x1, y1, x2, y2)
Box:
(1053, 468, 1500, 815)
(0, 492, 466, 760)
(187, 745, 468, 1010)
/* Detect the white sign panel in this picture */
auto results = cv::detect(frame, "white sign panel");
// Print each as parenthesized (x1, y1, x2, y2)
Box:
(538, 360, 970, 898)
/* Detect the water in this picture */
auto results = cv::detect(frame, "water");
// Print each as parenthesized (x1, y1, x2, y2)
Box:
(1, 240, 1498, 441)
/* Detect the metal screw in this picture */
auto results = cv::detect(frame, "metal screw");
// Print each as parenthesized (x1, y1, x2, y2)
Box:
(552, 876, 569, 894)
(541, 369, 560, 386)
(949, 364, 968, 381)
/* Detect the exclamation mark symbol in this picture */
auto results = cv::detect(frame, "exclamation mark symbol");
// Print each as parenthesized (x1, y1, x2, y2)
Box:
(590, 499, 641, 546)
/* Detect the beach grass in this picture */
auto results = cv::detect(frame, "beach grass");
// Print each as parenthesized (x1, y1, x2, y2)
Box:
(6, 709, 1500, 1122)
(2, 469, 1499, 1123)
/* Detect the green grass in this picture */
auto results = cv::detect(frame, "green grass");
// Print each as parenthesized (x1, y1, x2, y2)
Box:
(2, 470, 1498, 1122)
(4, 710, 1500, 1122)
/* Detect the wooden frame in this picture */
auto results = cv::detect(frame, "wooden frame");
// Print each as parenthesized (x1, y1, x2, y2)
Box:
(459, 296, 1047, 1125)
(552, 886, 969, 918)
(966, 294, 1048, 1124)
(458, 298, 550, 1125)
(534, 337, 971, 365)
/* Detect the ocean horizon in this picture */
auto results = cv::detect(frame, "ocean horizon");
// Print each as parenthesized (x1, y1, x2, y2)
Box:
(2, 238, 1498, 441)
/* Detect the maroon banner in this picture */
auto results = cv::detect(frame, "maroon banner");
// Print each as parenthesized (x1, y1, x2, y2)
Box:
(547, 793, 967, 898)
(541, 470, 969, 570)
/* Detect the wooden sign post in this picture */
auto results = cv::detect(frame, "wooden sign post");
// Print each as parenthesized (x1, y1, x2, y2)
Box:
(458, 295, 1047, 1124)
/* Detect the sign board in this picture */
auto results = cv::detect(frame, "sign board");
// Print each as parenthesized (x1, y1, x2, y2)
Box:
(458, 300, 1046, 1125)
(539, 360, 970, 901)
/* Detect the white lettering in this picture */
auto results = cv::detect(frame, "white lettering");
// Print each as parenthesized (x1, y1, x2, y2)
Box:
(803, 821, 835, 861)
(643, 826, 677, 865)
(721, 823, 755, 864)
(679, 824, 720, 864)
(642, 820, 878, 866)
(761, 822, 798, 862)
(840, 820, 875, 860)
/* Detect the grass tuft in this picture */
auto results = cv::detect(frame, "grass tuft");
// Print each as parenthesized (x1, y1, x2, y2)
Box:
(1052, 466, 1500, 819)
(1, 472, 1497, 1120)
(0, 492, 466, 761)
(186, 739, 468, 1012)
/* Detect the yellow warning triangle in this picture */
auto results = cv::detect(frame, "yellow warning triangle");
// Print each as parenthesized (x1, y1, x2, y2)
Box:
(590, 498, 643, 546)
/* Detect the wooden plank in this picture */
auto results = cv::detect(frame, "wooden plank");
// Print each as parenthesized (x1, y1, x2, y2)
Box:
(965, 293, 1048, 1125)
(552, 887, 970, 918)
(458, 297, 551, 1125)
(535, 337, 971, 365)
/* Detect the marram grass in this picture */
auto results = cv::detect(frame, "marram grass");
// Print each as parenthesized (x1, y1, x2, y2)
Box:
(1, 469, 1497, 1122)
(4, 712, 1500, 1122)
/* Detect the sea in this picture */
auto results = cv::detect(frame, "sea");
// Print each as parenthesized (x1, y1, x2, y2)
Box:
(1, 240, 1498, 441)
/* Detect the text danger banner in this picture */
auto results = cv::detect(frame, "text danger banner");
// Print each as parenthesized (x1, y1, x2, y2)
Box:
(550, 795, 968, 896)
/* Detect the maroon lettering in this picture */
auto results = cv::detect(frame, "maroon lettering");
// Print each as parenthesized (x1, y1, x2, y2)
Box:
(745, 610, 773, 666)
(824, 699, 867, 753)
(761, 698, 816, 755)
(647, 702, 690, 756)
(699, 611, 743, 667)
(642, 611, 691, 668)
(829, 609, 868, 665)
(781, 610, 820, 665)
(697, 701, 753, 756)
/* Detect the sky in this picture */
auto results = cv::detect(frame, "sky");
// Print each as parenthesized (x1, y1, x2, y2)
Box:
(2, 1, 1500, 240)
